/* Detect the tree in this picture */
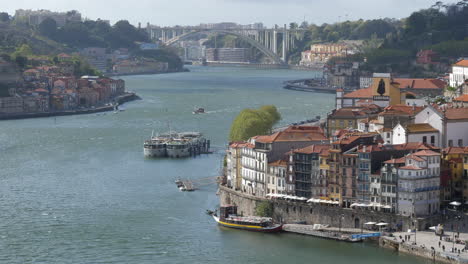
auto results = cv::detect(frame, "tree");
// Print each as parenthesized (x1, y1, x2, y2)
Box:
(256, 201, 273, 217)
(15, 55, 27, 68)
(38, 17, 58, 37)
(289, 22, 298, 30)
(0, 12, 9, 22)
(300, 21, 309, 29)
(229, 105, 281, 142)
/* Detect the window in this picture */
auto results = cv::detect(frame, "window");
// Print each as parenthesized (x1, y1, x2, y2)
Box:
(458, 139, 463, 147)
(449, 140, 453, 147)
(431, 136, 435, 145)
(422, 136, 427, 143)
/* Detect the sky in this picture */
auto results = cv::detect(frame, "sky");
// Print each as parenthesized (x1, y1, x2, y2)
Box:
(2, 0, 459, 27)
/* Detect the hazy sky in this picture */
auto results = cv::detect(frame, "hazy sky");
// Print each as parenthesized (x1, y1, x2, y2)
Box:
(2, 0, 458, 27)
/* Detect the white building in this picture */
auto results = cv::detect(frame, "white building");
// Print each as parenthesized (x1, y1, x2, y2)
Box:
(226, 142, 246, 190)
(392, 123, 440, 147)
(240, 144, 267, 197)
(266, 160, 287, 195)
(450, 60, 468, 87)
(414, 105, 468, 148)
(397, 150, 441, 217)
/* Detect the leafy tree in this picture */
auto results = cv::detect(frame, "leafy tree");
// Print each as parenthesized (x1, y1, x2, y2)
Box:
(15, 55, 27, 68)
(289, 22, 298, 29)
(229, 105, 281, 142)
(38, 18, 57, 37)
(0, 12, 9, 22)
(256, 201, 273, 217)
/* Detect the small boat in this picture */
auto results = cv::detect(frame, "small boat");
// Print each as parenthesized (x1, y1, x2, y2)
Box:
(192, 107, 205, 114)
(212, 205, 282, 233)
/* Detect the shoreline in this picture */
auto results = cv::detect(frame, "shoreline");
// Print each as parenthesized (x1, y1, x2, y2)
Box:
(0, 92, 140, 121)
(218, 185, 466, 264)
(105, 68, 189, 77)
(283, 79, 337, 93)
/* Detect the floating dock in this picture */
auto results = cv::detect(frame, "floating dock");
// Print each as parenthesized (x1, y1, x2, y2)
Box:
(283, 224, 367, 242)
(175, 177, 220, 192)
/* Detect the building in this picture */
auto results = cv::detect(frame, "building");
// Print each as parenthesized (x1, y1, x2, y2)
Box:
(205, 48, 250, 63)
(397, 150, 441, 217)
(327, 105, 381, 137)
(0, 96, 23, 113)
(80, 47, 108, 72)
(289, 145, 330, 198)
(300, 43, 350, 66)
(378, 157, 406, 213)
(450, 60, 468, 88)
(240, 126, 328, 197)
(441, 147, 466, 204)
(15, 9, 82, 27)
(414, 105, 468, 148)
(226, 142, 246, 190)
(266, 159, 287, 195)
(392, 123, 440, 147)
(416, 50, 438, 65)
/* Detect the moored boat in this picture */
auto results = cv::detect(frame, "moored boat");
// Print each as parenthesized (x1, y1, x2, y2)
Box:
(212, 205, 282, 233)
(192, 107, 205, 114)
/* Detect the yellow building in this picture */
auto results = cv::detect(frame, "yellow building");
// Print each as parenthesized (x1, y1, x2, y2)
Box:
(336, 73, 406, 110)
(463, 148, 468, 203)
(442, 147, 466, 203)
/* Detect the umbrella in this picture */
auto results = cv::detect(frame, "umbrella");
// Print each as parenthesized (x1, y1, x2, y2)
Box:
(364, 222, 377, 225)
(429, 226, 436, 230)
(449, 201, 461, 206)
(350, 203, 359, 208)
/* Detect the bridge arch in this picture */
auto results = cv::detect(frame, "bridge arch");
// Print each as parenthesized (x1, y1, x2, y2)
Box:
(164, 30, 286, 65)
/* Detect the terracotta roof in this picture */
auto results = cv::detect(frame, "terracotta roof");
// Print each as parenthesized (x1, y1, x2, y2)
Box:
(406, 123, 439, 133)
(229, 141, 247, 148)
(413, 150, 440, 156)
(384, 157, 406, 164)
(454, 94, 468, 102)
(443, 147, 467, 155)
(394, 78, 446, 90)
(444, 107, 468, 120)
(343, 87, 373, 99)
(268, 159, 288, 167)
(399, 165, 423, 170)
(407, 154, 425, 162)
(255, 126, 327, 143)
(293, 144, 330, 155)
(380, 104, 423, 116)
(454, 60, 468, 67)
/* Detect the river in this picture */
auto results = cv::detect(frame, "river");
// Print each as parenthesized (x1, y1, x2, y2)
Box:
(0, 66, 429, 263)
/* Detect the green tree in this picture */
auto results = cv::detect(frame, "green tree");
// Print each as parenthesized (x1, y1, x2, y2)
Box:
(289, 22, 298, 29)
(0, 12, 9, 22)
(38, 17, 57, 37)
(15, 55, 27, 68)
(229, 105, 281, 142)
(255, 201, 273, 217)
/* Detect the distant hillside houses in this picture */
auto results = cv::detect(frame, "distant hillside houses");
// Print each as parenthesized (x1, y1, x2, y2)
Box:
(14, 9, 82, 27)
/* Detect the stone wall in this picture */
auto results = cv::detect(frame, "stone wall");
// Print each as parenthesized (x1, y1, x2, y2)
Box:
(219, 185, 442, 231)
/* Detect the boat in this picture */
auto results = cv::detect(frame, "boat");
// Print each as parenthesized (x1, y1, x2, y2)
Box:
(192, 107, 205, 114)
(211, 205, 282, 233)
(143, 131, 210, 158)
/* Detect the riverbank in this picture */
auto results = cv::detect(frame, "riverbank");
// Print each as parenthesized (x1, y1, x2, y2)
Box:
(105, 69, 189, 77)
(0, 92, 140, 121)
(218, 185, 462, 263)
(283, 79, 337, 93)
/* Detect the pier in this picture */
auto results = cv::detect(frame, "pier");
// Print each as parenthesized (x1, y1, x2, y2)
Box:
(176, 176, 220, 191)
(283, 224, 373, 242)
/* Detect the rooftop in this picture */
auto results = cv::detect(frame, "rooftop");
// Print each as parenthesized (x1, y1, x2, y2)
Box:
(406, 123, 439, 133)
(413, 149, 440, 156)
(293, 144, 330, 155)
(454, 59, 468, 67)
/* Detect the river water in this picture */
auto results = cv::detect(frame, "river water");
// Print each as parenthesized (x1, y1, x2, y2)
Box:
(0, 66, 428, 263)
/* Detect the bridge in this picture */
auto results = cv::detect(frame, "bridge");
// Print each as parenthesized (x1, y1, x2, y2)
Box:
(146, 25, 306, 65)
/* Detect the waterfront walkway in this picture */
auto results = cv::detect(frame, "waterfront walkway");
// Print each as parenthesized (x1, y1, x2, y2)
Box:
(384, 231, 468, 263)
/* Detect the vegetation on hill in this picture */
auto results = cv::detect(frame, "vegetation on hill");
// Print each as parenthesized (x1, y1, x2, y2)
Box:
(0, 12, 183, 72)
(229, 105, 281, 142)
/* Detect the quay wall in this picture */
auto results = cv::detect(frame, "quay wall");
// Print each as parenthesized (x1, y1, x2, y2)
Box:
(0, 93, 140, 121)
(219, 185, 441, 232)
(380, 238, 462, 264)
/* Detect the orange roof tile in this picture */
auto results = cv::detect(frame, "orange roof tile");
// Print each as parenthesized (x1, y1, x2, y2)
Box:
(384, 157, 406, 164)
(454, 94, 468, 102)
(394, 78, 446, 90)
(255, 126, 327, 143)
(293, 144, 330, 155)
(443, 147, 466, 155)
(343, 87, 373, 99)
(400, 165, 423, 170)
(268, 160, 288, 167)
(454, 60, 468, 67)
(406, 123, 439, 133)
(444, 107, 468, 120)
(413, 150, 440, 156)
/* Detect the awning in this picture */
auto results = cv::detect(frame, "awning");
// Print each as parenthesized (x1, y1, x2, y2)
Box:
(350, 203, 359, 208)
(376, 223, 388, 226)
(364, 222, 377, 225)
